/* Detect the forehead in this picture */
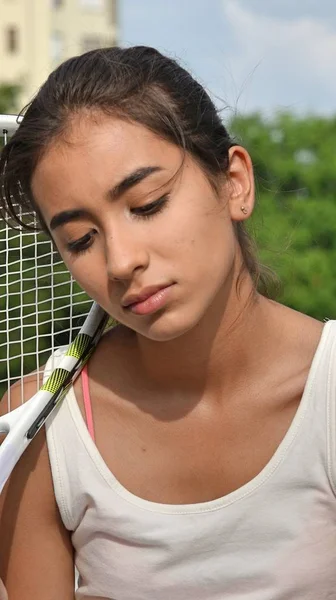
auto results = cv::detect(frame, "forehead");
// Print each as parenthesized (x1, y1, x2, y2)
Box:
(31, 114, 181, 213)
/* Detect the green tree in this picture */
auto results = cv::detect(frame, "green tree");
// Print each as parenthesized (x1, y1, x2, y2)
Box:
(0, 83, 20, 113)
(2, 110, 336, 393)
(230, 112, 336, 320)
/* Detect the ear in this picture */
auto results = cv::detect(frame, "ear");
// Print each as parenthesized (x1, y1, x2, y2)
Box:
(225, 146, 255, 221)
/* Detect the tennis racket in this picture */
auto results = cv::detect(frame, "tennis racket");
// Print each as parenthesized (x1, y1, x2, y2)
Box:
(0, 114, 109, 493)
(0, 303, 108, 493)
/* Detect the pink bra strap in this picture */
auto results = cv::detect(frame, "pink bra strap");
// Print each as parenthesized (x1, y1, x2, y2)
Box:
(81, 364, 95, 441)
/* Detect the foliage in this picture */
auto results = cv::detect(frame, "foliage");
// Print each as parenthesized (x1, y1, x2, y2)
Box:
(230, 112, 336, 321)
(0, 83, 20, 114)
(0, 226, 91, 397)
(1, 111, 336, 392)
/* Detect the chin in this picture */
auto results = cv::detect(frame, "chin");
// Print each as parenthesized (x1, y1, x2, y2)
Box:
(140, 308, 201, 342)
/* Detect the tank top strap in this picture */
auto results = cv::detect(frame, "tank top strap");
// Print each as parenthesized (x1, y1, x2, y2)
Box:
(43, 347, 95, 441)
(81, 364, 95, 441)
(325, 319, 336, 495)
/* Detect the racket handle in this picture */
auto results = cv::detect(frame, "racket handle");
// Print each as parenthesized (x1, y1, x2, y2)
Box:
(0, 396, 43, 491)
(0, 402, 30, 434)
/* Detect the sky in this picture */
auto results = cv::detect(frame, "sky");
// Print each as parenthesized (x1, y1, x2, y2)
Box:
(120, 0, 336, 116)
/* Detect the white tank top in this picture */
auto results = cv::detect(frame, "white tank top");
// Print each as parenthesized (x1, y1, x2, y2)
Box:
(45, 320, 336, 599)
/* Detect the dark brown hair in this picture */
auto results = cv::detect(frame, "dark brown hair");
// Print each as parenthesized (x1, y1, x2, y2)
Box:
(0, 45, 275, 297)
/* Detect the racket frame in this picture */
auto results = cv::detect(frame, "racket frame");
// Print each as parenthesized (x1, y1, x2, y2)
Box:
(0, 303, 108, 493)
(1, 114, 109, 491)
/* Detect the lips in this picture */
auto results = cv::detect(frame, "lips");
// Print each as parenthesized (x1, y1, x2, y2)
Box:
(121, 284, 172, 309)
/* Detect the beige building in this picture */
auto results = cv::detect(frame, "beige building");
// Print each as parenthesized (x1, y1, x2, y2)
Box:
(0, 0, 117, 109)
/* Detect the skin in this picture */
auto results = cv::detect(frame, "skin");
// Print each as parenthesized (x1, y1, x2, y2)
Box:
(0, 112, 324, 598)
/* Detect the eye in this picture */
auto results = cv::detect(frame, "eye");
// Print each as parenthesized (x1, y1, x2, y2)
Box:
(131, 194, 169, 219)
(66, 230, 97, 255)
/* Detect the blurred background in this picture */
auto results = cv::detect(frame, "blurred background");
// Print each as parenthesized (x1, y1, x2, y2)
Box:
(1, 0, 336, 331)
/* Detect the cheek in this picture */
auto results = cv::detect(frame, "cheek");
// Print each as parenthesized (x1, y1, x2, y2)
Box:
(59, 249, 106, 302)
(164, 202, 235, 270)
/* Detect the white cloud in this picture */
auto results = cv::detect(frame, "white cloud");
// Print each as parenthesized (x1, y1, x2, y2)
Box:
(221, 0, 336, 113)
(236, 0, 336, 22)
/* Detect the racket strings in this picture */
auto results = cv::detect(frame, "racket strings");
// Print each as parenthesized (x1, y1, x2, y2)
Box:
(0, 116, 91, 408)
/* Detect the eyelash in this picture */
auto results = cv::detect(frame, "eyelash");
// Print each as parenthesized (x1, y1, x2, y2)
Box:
(66, 194, 170, 256)
(66, 231, 97, 257)
(131, 194, 169, 219)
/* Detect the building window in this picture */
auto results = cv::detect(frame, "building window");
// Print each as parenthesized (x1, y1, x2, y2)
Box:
(6, 26, 19, 54)
(50, 30, 64, 65)
(81, 35, 104, 53)
(80, 0, 104, 9)
(108, 0, 117, 25)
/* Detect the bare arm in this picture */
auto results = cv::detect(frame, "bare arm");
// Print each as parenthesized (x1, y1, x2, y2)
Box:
(0, 375, 75, 599)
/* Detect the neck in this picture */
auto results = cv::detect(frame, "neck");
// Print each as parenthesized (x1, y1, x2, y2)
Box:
(134, 274, 274, 401)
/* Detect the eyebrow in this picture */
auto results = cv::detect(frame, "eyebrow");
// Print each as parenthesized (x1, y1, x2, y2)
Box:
(49, 165, 164, 231)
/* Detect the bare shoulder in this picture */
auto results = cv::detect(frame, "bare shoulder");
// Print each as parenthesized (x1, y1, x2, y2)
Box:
(72, 323, 140, 420)
(0, 369, 43, 416)
(0, 370, 74, 598)
(88, 323, 138, 380)
(269, 300, 324, 349)
(265, 301, 325, 394)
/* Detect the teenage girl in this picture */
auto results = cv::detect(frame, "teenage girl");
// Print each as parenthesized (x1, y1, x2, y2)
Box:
(0, 46, 335, 600)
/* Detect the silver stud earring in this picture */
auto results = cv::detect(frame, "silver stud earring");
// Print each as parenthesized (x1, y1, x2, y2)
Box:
(240, 206, 248, 215)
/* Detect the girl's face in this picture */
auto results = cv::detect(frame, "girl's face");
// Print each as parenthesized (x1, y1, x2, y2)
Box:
(31, 114, 254, 341)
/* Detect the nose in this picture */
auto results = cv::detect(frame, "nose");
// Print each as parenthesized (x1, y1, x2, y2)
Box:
(105, 227, 150, 281)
